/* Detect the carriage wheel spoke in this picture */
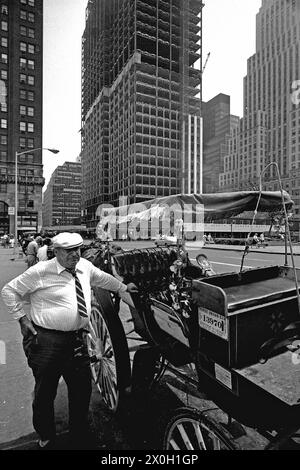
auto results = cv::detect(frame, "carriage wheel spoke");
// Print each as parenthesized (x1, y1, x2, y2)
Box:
(169, 439, 180, 450)
(194, 423, 207, 450)
(177, 424, 194, 450)
(89, 321, 98, 343)
(211, 435, 221, 450)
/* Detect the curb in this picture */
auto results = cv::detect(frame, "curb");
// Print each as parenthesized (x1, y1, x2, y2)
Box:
(202, 246, 300, 256)
(0, 433, 38, 451)
(0, 430, 69, 451)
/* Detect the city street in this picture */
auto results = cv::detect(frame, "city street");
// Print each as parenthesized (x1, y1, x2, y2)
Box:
(1, 0, 300, 454)
(0, 242, 299, 450)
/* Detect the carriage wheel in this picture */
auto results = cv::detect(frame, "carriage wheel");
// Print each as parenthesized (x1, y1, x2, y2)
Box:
(87, 288, 131, 413)
(163, 408, 235, 450)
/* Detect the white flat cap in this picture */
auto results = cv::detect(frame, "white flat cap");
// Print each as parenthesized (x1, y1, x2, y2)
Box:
(52, 232, 83, 250)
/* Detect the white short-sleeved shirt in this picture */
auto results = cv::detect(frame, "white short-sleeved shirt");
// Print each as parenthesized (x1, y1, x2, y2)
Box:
(1, 257, 127, 331)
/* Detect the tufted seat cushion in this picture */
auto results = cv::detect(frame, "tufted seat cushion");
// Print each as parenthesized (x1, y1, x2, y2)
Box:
(112, 247, 178, 283)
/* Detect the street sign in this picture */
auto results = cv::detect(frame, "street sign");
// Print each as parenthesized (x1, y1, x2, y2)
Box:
(8, 207, 15, 215)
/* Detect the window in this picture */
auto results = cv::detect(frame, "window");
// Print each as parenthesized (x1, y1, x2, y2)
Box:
(28, 59, 34, 70)
(20, 105, 26, 115)
(0, 150, 7, 159)
(20, 121, 26, 132)
(28, 44, 34, 54)
(27, 91, 34, 101)
(1, 53, 7, 63)
(28, 13, 34, 22)
(28, 0, 35, 6)
(1, 70, 7, 80)
(27, 138, 34, 148)
(27, 106, 34, 117)
(28, 75, 34, 85)
(20, 42, 27, 52)
(1, 21, 8, 31)
(20, 10, 26, 20)
(1, 37, 7, 47)
(20, 26, 26, 36)
(20, 89, 26, 99)
(19, 137, 26, 148)
(1, 135, 7, 145)
(1, 102, 7, 112)
(28, 28, 35, 38)
(1, 118, 7, 128)
(1, 5, 8, 15)
(20, 73, 26, 84)
(20, 58, 27, 68)
(27, 122, 34, 132)
(27, 153, 33, 162)
(20, 0, 27, 4)
(0, 183, 7, 192)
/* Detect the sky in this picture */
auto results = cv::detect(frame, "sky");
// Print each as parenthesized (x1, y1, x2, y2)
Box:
(43, 0, 262, 188)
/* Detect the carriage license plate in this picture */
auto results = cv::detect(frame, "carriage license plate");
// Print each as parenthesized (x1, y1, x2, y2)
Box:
(198, 307, 228, 340)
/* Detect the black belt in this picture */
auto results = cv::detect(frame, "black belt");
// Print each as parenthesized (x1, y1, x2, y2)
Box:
(32, 322, 86, 336)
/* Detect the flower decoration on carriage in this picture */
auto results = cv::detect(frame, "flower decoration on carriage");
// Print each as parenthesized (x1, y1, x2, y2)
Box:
(268, 311, 285, 335)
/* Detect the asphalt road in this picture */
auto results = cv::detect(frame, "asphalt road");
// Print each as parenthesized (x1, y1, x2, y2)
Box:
(0, 244, 299, 450)
(199, 247, 300, 273)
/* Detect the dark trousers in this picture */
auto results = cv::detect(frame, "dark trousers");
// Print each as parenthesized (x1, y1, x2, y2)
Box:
(23, 325, 92, 442)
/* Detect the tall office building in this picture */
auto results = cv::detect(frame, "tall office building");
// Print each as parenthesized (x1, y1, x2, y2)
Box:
(0, 0, 43, 235)
(220, 0, 300, 215)
(202, 94, 239, 193)
(81, 0, 203, 230)
(43, 161, 82, 228)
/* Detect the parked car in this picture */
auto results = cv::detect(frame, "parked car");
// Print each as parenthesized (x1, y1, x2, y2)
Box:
(154, 235, 177, 247)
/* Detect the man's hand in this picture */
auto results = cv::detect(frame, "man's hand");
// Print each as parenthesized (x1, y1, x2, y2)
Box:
(126, 283, 138, 293)
(19, 316, 37, 338)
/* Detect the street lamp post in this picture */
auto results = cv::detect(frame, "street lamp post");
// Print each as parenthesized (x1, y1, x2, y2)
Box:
(13, 147, 59, 260)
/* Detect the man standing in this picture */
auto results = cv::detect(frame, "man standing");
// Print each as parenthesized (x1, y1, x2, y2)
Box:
(1, 232, 138, 449)
(37, 237, 52, 261)
(26, 235, 42, 268)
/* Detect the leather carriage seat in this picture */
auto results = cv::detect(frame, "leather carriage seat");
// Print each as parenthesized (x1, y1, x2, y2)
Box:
(112, 247, 178, 282)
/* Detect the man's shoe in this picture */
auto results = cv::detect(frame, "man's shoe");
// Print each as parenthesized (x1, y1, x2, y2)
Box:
(37, 439, 54, 450)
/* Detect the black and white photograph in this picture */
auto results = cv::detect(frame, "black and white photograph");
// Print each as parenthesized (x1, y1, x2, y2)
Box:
(0, 0, 300, 455)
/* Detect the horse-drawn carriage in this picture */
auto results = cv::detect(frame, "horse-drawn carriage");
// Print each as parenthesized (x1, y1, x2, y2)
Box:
(83, 189, 300, 450)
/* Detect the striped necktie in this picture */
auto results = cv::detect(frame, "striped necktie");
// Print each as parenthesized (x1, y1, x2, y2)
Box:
(66, 269, 88, 318)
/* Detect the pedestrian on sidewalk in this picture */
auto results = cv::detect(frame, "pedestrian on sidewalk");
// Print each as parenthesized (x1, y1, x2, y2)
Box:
(1, 232, 138, 449)
(3, 233, 9, 248)
(259, 233, 265, 247)
(37, 237, 52, 262)
(9, 235, 15, 248)
(26, 235, 42, 268)
(252, 233, 259, 246)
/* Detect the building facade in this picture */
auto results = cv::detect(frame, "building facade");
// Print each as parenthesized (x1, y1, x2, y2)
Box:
(43, 161, 82, 228)
(0, 0, 43, 236)
(202, 94, 239, 193)
(81, 0, 203, 230)
(220, 0, 300, 216)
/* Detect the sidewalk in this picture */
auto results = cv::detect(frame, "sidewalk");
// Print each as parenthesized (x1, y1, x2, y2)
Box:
(0, 246, 25, 259)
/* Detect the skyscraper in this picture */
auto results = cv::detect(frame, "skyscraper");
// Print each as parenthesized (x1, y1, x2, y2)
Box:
(220, 0, 300, 216)
(81, 0, 203, 230)
(0, 0, 43, 235)
(202, 94, 239, 193)
(43, 161, 82, 228)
